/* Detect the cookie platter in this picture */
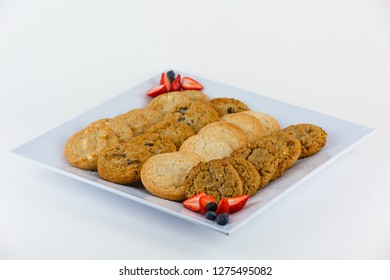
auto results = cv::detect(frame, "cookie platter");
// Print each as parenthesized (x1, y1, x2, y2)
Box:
(10, 71, 375, 235)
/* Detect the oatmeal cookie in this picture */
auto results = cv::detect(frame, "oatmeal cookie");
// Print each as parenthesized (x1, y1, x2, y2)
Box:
(197, 121, 248, 151)
(231, 139, 281, 189)
(164, 100, 220, 133)
(256, 134, 290, 180)
(97, 143, 153, 185)
(179, 134, 233, 162)
(184, 159, 244, 202)
(224, 157, 260, 196)
(64, 126, 119, 171)
(275, 131, 301, 169)
(210, 97, 250, 117)
(282, 123, 327, 158)
(141, 152, 204, 201)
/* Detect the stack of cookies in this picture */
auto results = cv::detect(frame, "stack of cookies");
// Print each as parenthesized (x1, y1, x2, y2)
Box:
(64, 90, 327, 203)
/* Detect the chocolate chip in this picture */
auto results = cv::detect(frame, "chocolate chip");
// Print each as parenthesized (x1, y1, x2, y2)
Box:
(227, 107, 235, 114)
(178, 107, 188, 114)
(144, 142, 154, 146)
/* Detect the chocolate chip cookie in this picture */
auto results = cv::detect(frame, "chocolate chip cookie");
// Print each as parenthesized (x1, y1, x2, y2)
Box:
(210, 97, 250, 117)
(282, 123, 327, 158)
(164, 100, 220, 133)
(181, 90, 210, 103)
(144, 115, 195, 149)
(126, 132, 177, 155)
(146, 91, 191, 115)
(97, 143, 153, 184)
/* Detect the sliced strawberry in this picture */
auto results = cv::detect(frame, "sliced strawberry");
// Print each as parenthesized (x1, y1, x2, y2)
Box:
(199, 195, 216, 214)
(159, 72, 171, 92)
(183, 192, 206, 212)
(181, 76, 203, 90)
(170, 74, 181, 92)
(146, 84, 167, 97)
(216, 197, 229, 214)
(227, 195, 250, 213)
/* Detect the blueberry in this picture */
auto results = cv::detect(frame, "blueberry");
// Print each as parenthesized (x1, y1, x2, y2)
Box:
(206, 202, 217, 212)
(216, 213, 229, 225)
(205, 211, 217, 221)
(167, 70, 175, 83)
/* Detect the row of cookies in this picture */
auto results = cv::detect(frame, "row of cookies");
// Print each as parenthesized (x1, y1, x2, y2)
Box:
(140, 123, 327, 202)
(184, 124, 327, 201)
(64, 108, 164, 171)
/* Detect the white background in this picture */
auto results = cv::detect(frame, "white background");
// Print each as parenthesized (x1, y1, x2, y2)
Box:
(1, 0, 390, 259)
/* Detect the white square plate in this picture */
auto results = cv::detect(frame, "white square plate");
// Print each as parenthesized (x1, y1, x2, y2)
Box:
(10, 71, 375, 235)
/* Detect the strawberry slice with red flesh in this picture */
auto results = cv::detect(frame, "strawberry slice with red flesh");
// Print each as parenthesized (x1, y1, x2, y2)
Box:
(227, 195, 250, 213)
(183, 192, 206, 212)
(170, 74, 181, 92)
(160, 72, 171, 92)
(181, 76, 203, 90)
(216, 197, 230, 214)
(146, 84, 167, 97)
(199, 195, 216, 214)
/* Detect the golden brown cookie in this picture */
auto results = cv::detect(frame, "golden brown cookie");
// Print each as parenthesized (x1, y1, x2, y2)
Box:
(164, 100, 220, 133)
(197, 121, 248, 151)
(97, 143, 153, 185)
(275, 131, 301, 169)
(64, 126, 120, 171)
(181, 90, 210, 103)
(224, 157, 260, 196)
(146, 91, 191, 115)
(88, 118, 134, 143)
(221, 113, 266, 143)
(144, 115, 195, 149)
(141, 152, 204, 201)
(282, 123, 327, 158)
(184, 159, 244, 202)
(126, 133, 177, 155)
(257, 134, 291, 180)
(115, 108, 163, 136)
(242, 111, 280, 136)
(210, 97, 250, 117)
(231, 139, 281, 190)
(179, 134, 233, 162)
